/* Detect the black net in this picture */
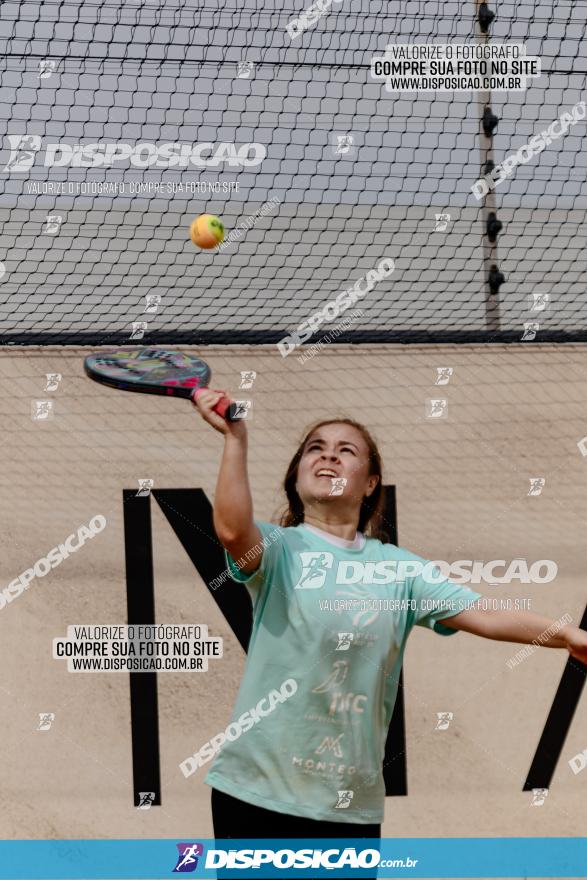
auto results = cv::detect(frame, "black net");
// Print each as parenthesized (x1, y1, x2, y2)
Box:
(0, 0, 586, 345)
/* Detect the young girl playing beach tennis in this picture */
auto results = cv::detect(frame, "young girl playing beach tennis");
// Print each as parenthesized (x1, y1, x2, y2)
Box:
(194, 390, 587, 846)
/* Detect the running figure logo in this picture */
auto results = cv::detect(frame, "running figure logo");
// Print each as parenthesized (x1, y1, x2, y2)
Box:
(37, 713, 55, 731)
(434, 367, 454, 386)
(45, 373, 62, 392)
(522, 321, 539, 341)
(231, 400, 252, 420)
(426, 398, 448, 419)
(329, 476, 347, 496)
(336, 632, 354, 651)
(236, 60, 255, 78)
(31, 400, 54, 421)
(239, 370, 256, 389)
(529, 292, 550, 312)
(333, 134, 355, 156)
(435, 712, 453, 730)
(173, 843, 204, 873)
(39, 60, 57, 79)
(294, 552, 334, 589)
(434, 213, 451, 232)
(137, 791, 155, 809)
(130, 321, 148, 340)
(143, 294, 161, 314)
(43, 215, 62, 235)
(3, 134, 42, 173)
(528, 478, 545, 496)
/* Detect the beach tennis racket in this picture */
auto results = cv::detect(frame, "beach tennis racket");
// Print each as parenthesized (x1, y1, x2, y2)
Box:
(84, 347, 239, 420)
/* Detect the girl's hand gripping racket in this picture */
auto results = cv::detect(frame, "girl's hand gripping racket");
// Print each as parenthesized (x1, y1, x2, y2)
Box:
(84, 347, 239, 420)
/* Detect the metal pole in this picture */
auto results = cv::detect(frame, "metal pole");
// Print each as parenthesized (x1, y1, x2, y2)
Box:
(475, 0, 501, 331)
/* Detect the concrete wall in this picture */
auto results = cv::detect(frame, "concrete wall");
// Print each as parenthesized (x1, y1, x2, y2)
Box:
(0, 343, 586, 853)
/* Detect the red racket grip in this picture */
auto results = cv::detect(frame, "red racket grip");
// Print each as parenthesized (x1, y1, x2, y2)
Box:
(192, 387, 238, 421)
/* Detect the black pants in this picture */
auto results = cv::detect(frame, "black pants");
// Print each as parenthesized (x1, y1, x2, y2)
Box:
(211, 788, 380, 878)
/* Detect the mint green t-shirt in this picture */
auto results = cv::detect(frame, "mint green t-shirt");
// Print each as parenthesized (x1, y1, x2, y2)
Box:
(205, 521, 482, 824)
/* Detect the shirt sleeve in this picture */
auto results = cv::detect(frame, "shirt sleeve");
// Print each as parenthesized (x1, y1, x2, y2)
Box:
(408, 557, 483, 636)
(224, 520, 286, 612)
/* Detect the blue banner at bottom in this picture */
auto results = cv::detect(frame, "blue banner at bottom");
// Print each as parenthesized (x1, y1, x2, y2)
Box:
(0, 838, 585, 879)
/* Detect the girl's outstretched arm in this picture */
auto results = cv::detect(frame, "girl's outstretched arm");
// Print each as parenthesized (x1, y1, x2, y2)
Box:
(443, 606, 587, 664)
(193, 388, 263, 574)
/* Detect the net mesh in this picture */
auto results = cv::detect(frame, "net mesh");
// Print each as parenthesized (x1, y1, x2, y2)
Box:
(2, 341, 587, 835)
(0, 0, 586, 344)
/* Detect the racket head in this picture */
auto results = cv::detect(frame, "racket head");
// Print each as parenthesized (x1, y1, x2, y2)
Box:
(84, 347, 212, 399)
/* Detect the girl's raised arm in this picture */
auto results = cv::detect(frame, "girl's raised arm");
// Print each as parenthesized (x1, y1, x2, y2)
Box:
(193, 388, 263, 574)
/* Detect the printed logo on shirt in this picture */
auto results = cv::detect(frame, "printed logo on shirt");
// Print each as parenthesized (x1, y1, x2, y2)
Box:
(328, 693, 367, 715)
(334, 584, 382, 627)
(315, 733, 344, 757)
(312, 659, 349, 692)
(292, 755, 356, 778)
(332, 629, 378, 649)
(292, 733, 357, 779)
(310, 661, 367, 718)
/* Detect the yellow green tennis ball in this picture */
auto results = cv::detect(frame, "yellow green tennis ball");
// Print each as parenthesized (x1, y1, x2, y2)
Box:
(190, 214, 224, 249)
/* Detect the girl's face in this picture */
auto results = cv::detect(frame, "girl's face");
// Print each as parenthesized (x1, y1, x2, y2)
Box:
(295, 422, 379, 513)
